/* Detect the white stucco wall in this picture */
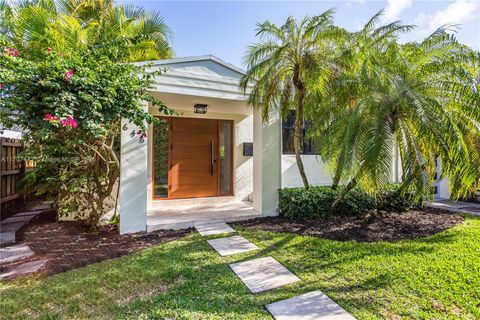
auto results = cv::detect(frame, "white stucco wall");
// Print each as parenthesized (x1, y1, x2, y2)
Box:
(119, 102, 148, 234)
(234, 114, 254, 201)
(281, 155, 333, 188)
(253, 108, 282, 216)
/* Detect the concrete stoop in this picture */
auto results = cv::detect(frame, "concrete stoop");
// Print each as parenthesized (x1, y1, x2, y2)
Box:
(147, 201, 261, 231)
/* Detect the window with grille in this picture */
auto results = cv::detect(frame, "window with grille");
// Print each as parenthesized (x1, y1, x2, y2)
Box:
(282, 110, 318, 155)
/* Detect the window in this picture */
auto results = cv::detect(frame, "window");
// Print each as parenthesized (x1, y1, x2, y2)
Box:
(219, 121, 233, 195)
(282, 110, 318, 154)
(153, 119, 169, 198)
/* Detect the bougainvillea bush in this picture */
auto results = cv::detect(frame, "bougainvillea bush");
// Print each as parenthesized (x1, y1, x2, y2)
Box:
(0, 48, 173, 226)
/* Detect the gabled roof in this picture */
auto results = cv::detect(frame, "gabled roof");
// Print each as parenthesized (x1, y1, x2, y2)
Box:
(135, 55, 246, 75)
(136, 55, 250, 101)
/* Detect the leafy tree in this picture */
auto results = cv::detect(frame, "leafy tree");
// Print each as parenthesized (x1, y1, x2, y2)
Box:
(240, 9, 345, 189)
(310, 11, 480, 211)
(0, 0, 174, 226)
(0, 49, 173, 226)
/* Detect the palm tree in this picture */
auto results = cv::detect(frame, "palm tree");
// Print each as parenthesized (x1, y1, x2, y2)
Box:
(240, 9, 345, 189)
(310, 11, 480, 210)
(0, 0, 173, 62)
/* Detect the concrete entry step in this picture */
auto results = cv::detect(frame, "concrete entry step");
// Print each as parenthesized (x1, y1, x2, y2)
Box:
(266, 290, 356, 320)
(146, 213, 262, 232)
(152, 196, 237, 208)
(230, 256, 300, 294)
(147, 201, 261, 232)
(195, 222, 235, 236)
(207, 235, 259, 256)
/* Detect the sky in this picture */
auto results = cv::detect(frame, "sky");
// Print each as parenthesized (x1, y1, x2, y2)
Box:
(119, 0, 480, 68)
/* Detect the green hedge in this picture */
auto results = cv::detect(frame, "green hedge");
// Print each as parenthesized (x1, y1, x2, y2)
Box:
(278, 184, 417, 219)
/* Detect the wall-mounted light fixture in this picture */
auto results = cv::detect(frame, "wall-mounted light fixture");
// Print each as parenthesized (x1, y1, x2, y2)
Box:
(194, 103, 208, 114)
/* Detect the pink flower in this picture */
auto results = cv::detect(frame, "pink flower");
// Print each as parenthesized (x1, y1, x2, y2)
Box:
(47, 47, 52, 52)
(4, 48, 19, 57)
(64, 70, 74, 82)
(44, 113, 59, 122)
(60, 116, 78, 128)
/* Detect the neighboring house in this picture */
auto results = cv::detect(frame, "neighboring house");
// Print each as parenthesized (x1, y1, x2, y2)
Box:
(118, 55, 452, 234)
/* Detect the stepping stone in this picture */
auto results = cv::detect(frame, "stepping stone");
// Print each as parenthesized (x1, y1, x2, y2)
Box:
(266, 290, 356, 320)
(14, 210, 44, 217)
(207, 235, 259, 256)
(196, 222, 235, 236)
(0, 259, 48, 280)
(2, 215, 34, 225)
(0, 244, 34, 265)
(230, 256, 300, 293)
(0, 232, 16, 246)
(26, 203, 52, 211)
(0, 222, 25, 233)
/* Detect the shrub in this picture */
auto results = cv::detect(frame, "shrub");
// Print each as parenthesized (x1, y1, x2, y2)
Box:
(376, 184, 417, 212)
(278, 184, 418, 219)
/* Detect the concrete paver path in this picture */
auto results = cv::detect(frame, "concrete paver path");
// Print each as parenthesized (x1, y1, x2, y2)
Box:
(207, 235, 259, 256)
(229, 256, 300, 294)
(428, 200, 480, 216)
(199, 222, 356, 318)
(266, 290, 356, 320)
(195, 222, 235, 236)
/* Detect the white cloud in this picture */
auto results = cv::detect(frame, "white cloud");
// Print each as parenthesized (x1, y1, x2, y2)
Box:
(382, 0, 412, 22)
(415, 0, 478, 32)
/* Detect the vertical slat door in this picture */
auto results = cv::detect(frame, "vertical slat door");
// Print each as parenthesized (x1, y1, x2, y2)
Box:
(169, 118, 218, 199)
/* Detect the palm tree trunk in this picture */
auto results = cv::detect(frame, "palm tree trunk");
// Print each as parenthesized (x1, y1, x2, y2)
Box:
(328, 177, 357, 216)
(294, 86, 309, 189)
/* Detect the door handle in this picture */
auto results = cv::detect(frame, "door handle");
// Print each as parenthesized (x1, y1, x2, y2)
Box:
(210, 140, 214, 176)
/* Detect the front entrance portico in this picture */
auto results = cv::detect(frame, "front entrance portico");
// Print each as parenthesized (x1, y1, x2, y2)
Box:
(119, 55, 281, 234)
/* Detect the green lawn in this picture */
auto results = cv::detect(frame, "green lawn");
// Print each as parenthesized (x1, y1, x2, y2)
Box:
(1, 215, 479, 320)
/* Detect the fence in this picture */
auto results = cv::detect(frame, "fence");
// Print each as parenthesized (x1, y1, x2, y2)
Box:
(0, 137, 35, 213)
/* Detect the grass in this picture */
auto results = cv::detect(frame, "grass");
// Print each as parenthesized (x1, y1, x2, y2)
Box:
(1, 215, 479, 319)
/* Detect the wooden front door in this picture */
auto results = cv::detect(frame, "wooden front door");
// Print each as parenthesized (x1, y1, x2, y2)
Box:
(169, 118, 218, 199)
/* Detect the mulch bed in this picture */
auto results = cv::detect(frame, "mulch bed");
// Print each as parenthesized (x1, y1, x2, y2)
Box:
(8, 212, 192, 277)
(232, 208, 464, 242)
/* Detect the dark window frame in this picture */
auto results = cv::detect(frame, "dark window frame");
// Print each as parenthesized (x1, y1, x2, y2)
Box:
(281, 110, 319, 155)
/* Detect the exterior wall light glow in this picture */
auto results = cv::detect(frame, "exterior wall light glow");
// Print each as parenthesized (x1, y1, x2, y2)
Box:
(194, 104, 208, 114)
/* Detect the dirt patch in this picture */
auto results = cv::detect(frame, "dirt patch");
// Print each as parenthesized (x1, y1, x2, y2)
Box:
(232, 208, 464, 242)
(3, 212, 191, 278)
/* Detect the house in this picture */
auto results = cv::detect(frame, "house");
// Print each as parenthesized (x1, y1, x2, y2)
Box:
(118, 55, 336, 234)
(118, 55, 452, 234)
